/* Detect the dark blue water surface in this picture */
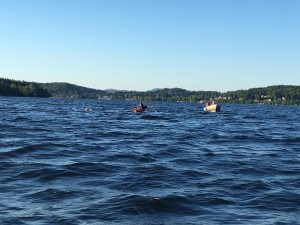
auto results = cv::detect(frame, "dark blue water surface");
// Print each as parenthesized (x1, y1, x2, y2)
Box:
(1, 97, 300, 225)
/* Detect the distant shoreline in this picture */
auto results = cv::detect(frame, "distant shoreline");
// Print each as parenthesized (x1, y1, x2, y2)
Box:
(0, 78, 299, 105)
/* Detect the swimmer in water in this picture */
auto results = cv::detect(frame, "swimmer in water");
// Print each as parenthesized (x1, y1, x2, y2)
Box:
(84, 107, 92, 112)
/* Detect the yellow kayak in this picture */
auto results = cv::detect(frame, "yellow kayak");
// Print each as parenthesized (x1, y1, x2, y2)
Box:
(204, 104, 220, 112)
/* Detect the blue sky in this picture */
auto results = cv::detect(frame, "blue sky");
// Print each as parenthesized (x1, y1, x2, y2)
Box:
(0, 0, 299, 91)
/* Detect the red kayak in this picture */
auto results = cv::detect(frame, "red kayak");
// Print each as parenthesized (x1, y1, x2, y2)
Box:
(130, 103, 147, 113)
(130, 106, 145, 113)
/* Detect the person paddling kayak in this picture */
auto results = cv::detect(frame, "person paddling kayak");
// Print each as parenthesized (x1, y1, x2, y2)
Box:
(130, 102, 147, 113)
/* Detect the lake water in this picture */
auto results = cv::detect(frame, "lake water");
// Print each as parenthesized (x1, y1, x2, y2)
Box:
(0, 97, 299, 225)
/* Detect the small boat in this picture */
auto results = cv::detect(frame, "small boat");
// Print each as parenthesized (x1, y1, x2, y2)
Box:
(204, 104, 220, 112)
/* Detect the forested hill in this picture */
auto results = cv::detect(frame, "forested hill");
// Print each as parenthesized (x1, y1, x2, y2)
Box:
(39, 82, 106, 98)
(0, 78, 51, 97)
(222, 85, 300, 104)
(0, 78, 299, 105)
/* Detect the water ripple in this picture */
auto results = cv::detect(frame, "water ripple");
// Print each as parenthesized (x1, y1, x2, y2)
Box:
(0, 97, 299, 224)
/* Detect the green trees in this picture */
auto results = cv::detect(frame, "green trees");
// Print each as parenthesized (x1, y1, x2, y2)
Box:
(0, 77, 299, 105)
(39, 82, 106, 99)
(0, 78, 51, 97)
(220, 85, 299, 105)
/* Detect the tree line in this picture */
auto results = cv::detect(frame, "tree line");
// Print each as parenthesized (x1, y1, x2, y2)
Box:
(0, 78, 51, 97)
(220, 85, 300, 105)
(0, 78, 299, 105)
